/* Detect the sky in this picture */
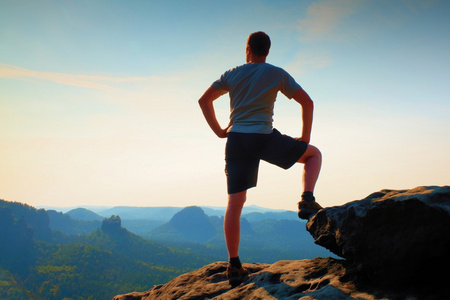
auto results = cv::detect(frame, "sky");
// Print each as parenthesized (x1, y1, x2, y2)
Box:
(1, 0, 449, 211)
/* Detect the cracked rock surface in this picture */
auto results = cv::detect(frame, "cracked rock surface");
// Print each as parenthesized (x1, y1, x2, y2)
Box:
(114, 186, 450, 300)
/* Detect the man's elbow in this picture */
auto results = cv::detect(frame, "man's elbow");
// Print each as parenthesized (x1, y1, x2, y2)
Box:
(198, 86, 219, 108)
(198, 97, 208, 109)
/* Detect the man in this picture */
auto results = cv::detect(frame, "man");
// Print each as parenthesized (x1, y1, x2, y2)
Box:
(198, 31, 322, 283)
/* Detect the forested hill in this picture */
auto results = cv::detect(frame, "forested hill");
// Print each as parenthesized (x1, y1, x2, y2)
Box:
(0, 199, 217, 300)
(1, 199, 333, 299)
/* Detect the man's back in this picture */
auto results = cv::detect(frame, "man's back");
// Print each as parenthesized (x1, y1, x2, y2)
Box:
(212, 62, 301, 134)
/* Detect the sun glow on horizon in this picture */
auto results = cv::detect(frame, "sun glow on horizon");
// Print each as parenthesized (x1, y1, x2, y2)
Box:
(1, 0, 449, 210)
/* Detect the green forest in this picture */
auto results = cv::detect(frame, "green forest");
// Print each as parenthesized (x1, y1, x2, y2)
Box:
(0, 200, 218, 300)
(0, 199, 332, 299)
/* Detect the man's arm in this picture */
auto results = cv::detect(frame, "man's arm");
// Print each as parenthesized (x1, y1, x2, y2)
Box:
(198, 86, 229, 138)
(292, 88, 314, 144)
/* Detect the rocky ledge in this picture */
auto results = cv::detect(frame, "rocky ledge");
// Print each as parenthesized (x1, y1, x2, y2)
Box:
(114, 258, 387, 300)
(307, 185, 450, 292)
(114, 186, 450, 300)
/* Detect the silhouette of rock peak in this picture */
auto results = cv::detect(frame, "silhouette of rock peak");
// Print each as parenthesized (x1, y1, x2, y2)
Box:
(169, 206, 212, 228)
(101, 215, 122, 233)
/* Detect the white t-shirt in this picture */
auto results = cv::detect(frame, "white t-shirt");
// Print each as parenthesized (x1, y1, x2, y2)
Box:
(212, 62, 302, 134)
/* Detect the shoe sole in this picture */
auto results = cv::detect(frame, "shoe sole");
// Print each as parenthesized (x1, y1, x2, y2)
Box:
(298, 207, 319, 220)
(227, 268, 249, 287)
(228, 273, 248, 287)
(228, 276, 244, 287)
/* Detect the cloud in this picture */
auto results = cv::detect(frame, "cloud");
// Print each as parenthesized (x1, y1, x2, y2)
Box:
(0, 64, 179, 92)
(284, 50, 333, 76)
(298, 0, 362, 42)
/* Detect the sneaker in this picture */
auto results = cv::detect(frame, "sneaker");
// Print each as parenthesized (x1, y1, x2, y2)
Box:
(298, 199, 323, 220)
(226, 265, 248, 286)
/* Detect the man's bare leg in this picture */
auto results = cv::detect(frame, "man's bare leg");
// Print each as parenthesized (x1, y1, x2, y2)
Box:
(224, 190, 249, 283)
(297, 144, 322, 219)
(224, 190, 246, 259)
(297, 144, 322, 193)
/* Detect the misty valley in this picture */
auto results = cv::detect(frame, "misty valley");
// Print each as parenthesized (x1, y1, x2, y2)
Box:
(0, 199, 332, 299)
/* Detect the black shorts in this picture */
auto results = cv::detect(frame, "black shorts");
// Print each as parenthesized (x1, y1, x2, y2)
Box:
(225, 128, 308, 194)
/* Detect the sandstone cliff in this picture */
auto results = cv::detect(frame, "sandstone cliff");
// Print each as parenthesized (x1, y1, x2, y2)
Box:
(306, 186, 450, 293)
(114, 186, 450, 300)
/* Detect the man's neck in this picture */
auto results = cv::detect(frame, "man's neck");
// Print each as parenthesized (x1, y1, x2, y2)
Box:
(247, 55, 266, 63)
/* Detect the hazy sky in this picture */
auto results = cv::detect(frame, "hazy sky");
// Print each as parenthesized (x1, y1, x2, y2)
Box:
(1, 0, 449, 210)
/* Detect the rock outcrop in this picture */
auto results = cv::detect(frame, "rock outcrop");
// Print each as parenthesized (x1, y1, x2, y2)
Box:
(113, 258, 385, 300)
(307, 186, 450, 293)
(113, 186, 450, 299)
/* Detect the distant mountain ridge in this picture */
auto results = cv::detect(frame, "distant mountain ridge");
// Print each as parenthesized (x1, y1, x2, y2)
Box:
(39, 204, 294, 221)
(43, 204, 299, 238)
(47, 209, 101, 235)
(149, 206, 217, 243)
(66, 207, 103, 221)
(39, 203, 331, 263)
(146, 206, 332, 262)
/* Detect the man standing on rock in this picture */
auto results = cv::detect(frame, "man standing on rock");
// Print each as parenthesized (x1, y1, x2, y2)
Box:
(198, 31, 322, 283)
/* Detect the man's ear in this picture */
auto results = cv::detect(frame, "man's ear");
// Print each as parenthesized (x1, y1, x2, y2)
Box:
(245, 45, 250, 53)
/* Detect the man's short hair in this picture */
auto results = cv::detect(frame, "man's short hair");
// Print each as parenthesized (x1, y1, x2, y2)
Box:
(247, 31, 271, 57)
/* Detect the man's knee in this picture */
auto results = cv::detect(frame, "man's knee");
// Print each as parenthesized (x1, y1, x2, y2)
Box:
(309, 145, 322, 159)
(298, 144, 321, 163)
